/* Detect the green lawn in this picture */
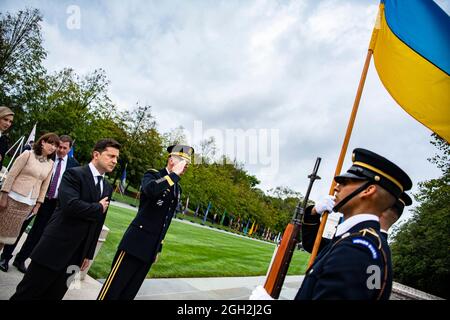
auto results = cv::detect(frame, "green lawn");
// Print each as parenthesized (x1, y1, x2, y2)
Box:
(110, 192, 140, 207)
(88, 205, 310, 279)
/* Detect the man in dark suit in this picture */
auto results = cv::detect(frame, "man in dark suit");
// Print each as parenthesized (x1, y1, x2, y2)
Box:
(97, 144, 193, 300)
(10, 138, 120, 300)
(0, 135, 80, 273)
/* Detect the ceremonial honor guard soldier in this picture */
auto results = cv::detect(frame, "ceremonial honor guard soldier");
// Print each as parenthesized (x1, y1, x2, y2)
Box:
(301, 191, 412, 254)
(97, 144, 194, 300)
(294, 148, 412, 300)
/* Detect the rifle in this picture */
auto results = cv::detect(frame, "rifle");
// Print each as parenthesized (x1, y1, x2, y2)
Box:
(264, 157, 321, 298)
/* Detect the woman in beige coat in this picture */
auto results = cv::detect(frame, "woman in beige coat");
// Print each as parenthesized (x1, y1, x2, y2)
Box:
(0, 133, 59, 250)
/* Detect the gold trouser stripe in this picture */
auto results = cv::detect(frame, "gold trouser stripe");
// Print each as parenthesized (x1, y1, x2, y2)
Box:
(353, 161, 404, 192)
(164, 175, 174, 187)
(97, 251, 126, 300)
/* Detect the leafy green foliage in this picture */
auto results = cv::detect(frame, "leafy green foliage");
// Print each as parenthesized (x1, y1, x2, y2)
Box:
(391, 135, 450, 298)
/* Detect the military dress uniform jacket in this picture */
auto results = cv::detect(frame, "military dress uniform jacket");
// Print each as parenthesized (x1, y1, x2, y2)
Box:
(295, 219, 392, 300)
(301, 207, 389, 255)
(31, 165, 113, 271)
(118, 168, 181, 264)
(301, 205, 330, 253)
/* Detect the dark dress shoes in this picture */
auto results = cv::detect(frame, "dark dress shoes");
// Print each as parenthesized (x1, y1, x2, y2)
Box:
(13, 260, 27, 273)
(0, 258, 9, 272)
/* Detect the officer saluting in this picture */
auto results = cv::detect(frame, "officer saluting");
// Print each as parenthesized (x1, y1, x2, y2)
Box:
(294, 148, 412, 300)
(97, 144, 194, 300)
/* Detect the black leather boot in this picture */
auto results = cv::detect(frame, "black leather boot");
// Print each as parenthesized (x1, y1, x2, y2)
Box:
(0, 258, 9, 272)
(13, 259, 27, 273)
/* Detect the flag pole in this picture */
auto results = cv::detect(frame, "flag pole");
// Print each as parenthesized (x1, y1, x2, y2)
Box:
(1, 136, 25, 182)
(307, 11, 381, 267)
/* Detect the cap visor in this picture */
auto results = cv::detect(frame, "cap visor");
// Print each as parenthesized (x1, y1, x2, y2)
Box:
(334, 172, 367, 183)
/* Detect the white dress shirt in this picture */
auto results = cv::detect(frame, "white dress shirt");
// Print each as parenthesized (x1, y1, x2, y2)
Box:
(88, 162, 105, 195)
(335, 214, 380, 237)
(50, 154, 68, 199)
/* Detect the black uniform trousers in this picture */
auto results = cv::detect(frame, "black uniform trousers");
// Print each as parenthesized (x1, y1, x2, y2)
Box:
(97, 250, 152, 300)
(0, 216, 34, 261)
(14, 198, 58, 263)
(10, 243, 83, 300)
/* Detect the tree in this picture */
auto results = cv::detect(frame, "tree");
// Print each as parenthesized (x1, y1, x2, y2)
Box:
(0, 8, 47, 139)
(391, 134, 450, 298)
(115, 104, 164, 188)
(0, 8, 46, 82)
(162, 125, 187, 146)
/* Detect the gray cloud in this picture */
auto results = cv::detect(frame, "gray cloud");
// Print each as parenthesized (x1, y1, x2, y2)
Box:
(1, 0, 446, 224)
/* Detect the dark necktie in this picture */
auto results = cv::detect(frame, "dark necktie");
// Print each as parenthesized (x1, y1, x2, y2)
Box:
(96, 176, 103, 199)
(47, 158, 63, 199)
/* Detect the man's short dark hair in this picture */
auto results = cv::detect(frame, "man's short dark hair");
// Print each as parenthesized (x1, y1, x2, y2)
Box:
(59, 135, 74, 147)
(92, 138, 121, 157)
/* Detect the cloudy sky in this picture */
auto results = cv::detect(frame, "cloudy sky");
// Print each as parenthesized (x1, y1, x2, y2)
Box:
(2, 0, 448, 224)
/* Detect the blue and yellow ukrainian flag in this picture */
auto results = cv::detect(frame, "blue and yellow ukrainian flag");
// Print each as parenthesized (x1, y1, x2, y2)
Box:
(371, 0, 450, 142)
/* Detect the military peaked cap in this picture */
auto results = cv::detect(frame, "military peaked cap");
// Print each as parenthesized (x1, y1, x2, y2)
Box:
(334, 148, 412, 198)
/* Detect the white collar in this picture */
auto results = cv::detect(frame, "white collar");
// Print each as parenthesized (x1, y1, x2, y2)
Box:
(380, 229, 388, 234)
(88, 162, 105, 179)
(335, 214, 379, 237)
(166, 167, 170, 175)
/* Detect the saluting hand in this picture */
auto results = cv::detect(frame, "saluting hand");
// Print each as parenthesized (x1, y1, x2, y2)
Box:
(172, 159, 187, 176)
(99, 197, 109, 213)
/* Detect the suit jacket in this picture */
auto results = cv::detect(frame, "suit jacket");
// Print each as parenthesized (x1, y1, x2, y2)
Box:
(118, 168, 181, 263)
(0, 135, 8, 168)
(296, 219, 392, 300)
(38, 156, 80, 217)
(57, 156, 80, 171)
(31, 165, 112, 271)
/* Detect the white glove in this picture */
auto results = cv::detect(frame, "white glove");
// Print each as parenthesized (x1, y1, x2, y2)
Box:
(249, 285, 274, 300)
(313, 195, 336, 215)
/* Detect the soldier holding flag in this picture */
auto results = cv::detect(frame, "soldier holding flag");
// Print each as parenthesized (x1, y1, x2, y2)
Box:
(251, 148, 412, 300)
